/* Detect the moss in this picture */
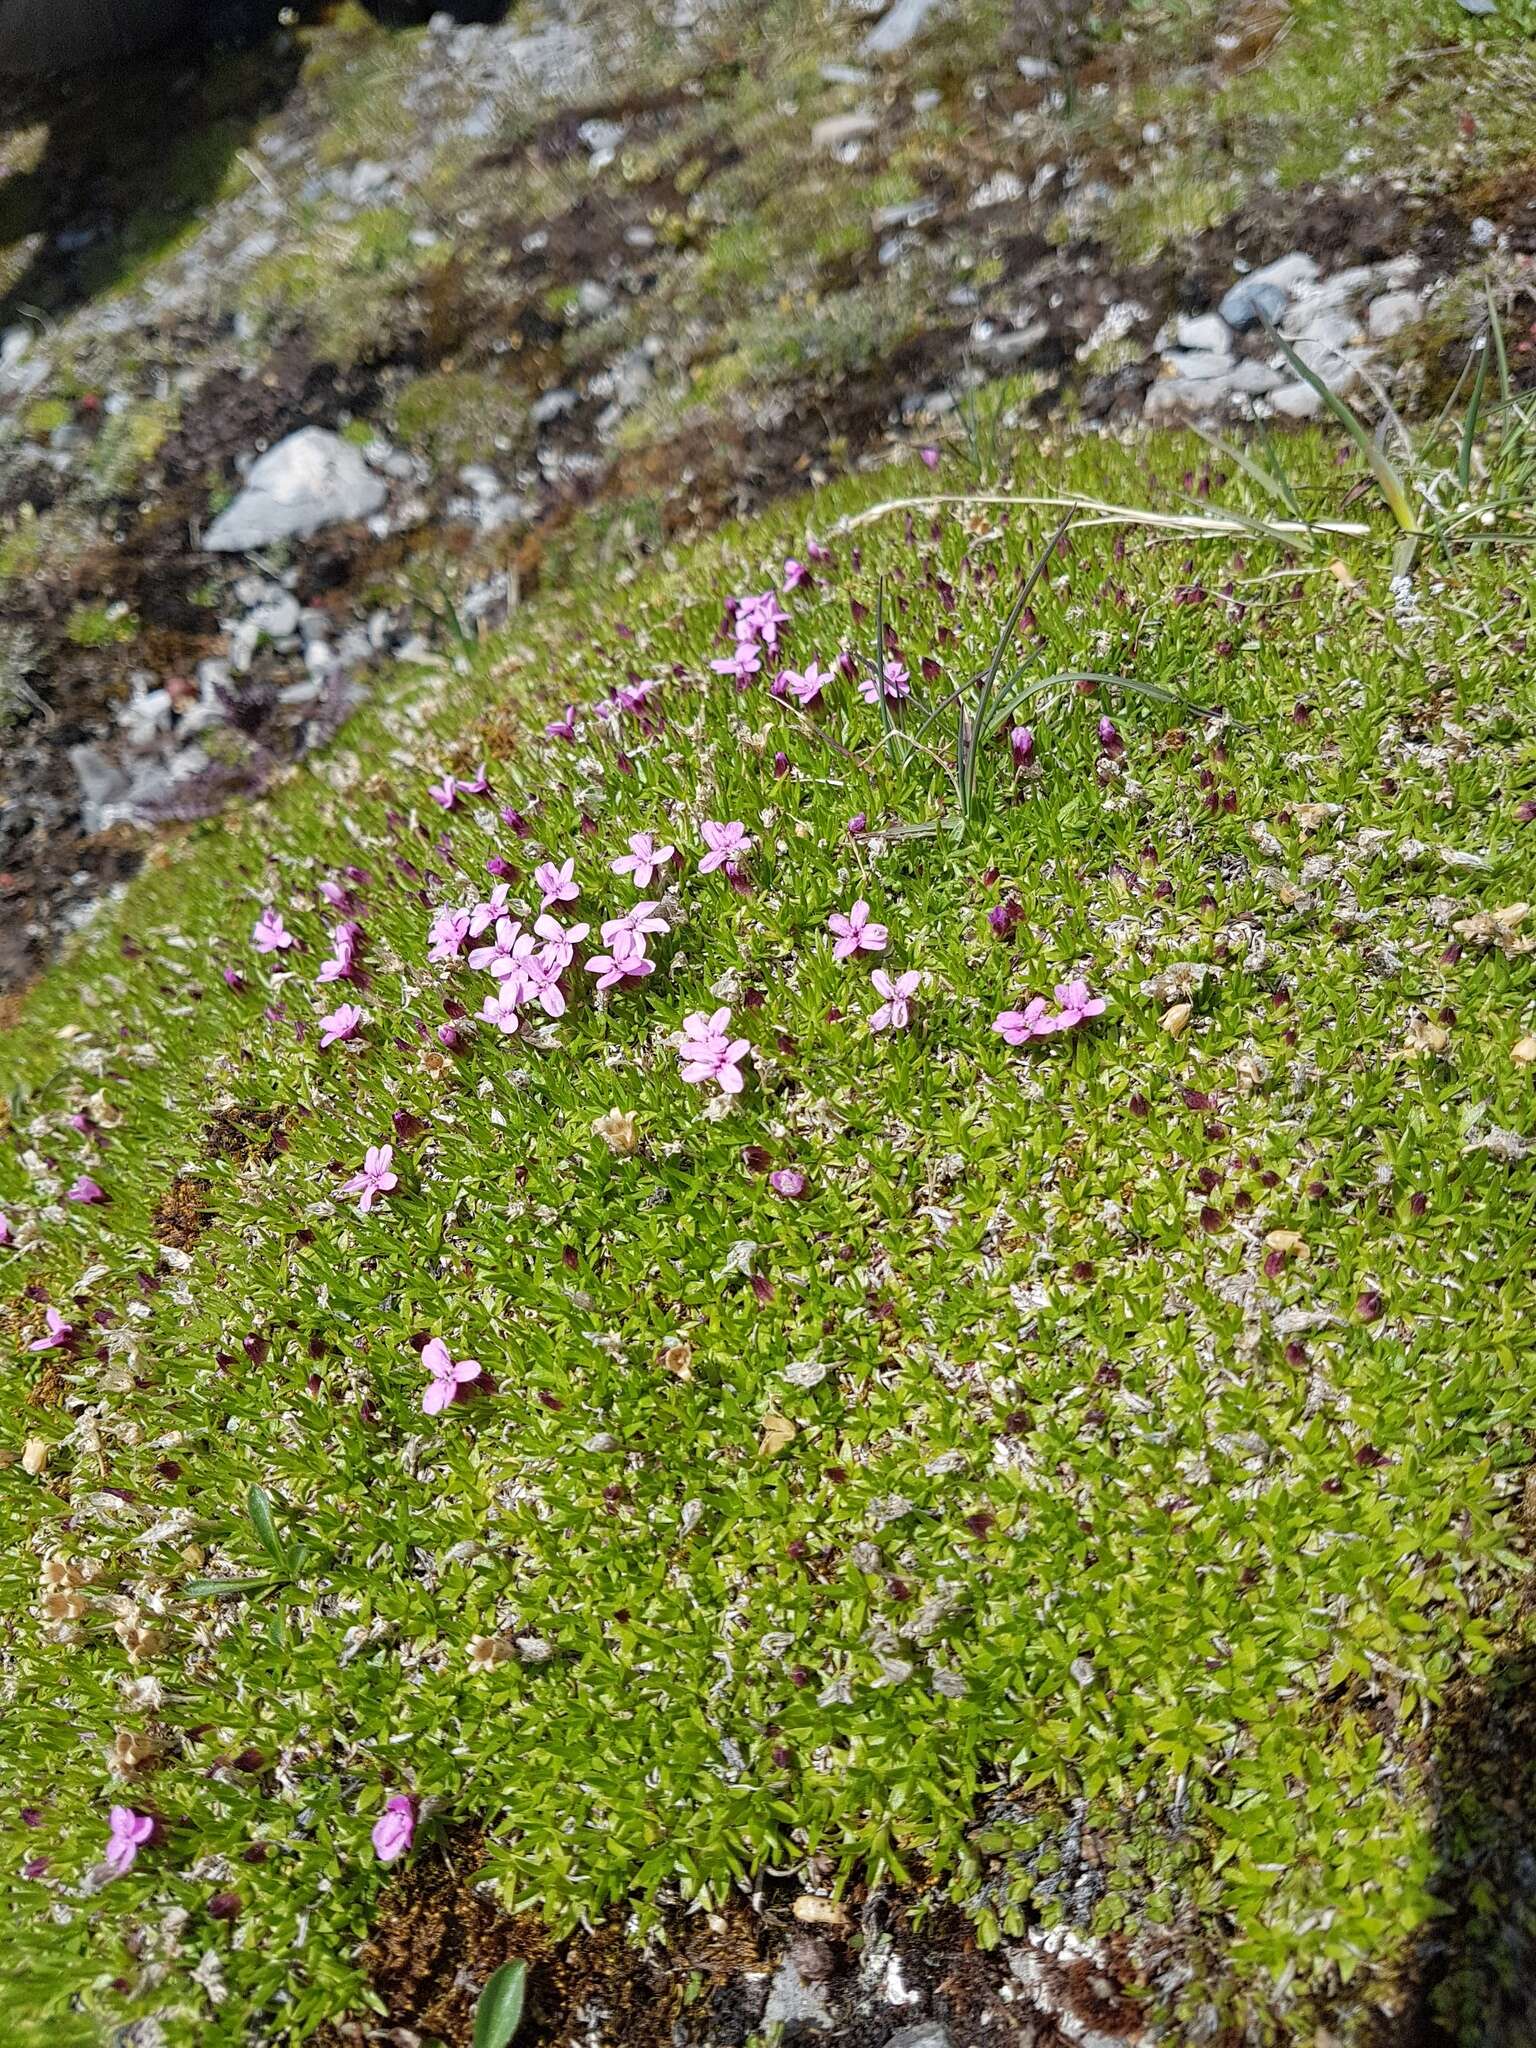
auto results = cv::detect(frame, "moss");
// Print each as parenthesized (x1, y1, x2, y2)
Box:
(22, 397, 71, 439)
(391, 370, 530, 468)
(63, 601, 140, 649)
(0, 508, 44, 583)
(88, 397, 181, 497)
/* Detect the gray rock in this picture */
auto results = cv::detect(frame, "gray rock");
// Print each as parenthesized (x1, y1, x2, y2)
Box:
(1226, 359, 1284, 395)
(575, 280, 613, 319)
(821, 62, 872, 85)
(1269, 381, 1324, 420)
(70, 743, 130, 829)
(812, 111, 879, 150)
(204, 428, 386, 552)
(1293, 337, 1369, 392)
(1175, 312, 1232, 355)
(1283, 304, 1359, 350)
(1016, 55, 1056, 80)
(1, 324, 32, 368)
(886, 2027, 952, 2048)
(763, 1952, 834, 2028)
(1164, 348, 1236, 382)
(1367, 290, 1422, 340)
(531, 388, 578, 426)
(863, 0, 947, 53)
(1144, 376, 1228, 420)
(1220, 252, 1319, 330)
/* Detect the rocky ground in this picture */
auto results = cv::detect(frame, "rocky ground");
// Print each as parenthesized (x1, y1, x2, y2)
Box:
(2, 0, 1533, 998)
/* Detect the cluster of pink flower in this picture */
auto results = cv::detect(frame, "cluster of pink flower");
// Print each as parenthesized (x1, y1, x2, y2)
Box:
(827, 898, 921, 1034)
(994, 980, 1108, 1044)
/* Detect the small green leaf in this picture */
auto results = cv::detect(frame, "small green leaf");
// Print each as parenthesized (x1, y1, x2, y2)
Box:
(183, 1575, 283, 1601)
(248, 1484, 288, 1568)
(472, 1960, 528, 2048)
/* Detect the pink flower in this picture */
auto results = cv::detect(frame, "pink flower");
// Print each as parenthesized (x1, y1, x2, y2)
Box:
(428, 906, 471, 962)
(458, 764, 490, 796)
(67, 1176, 107, 1205)
(828, 899, 888, 960)
(698, 820, 752, 874)
(920, 446, 940, 470)
(870, 969, 920, 1032)
(319, 879, 350, 910)
(28, 1307, 74, 1352)
(252, 908, 294, 956)
(420, 1337, 481, 1416)
(1097, 716, 1123, 757)
(1010, 725, 1034, 767)
(371, 1794, 415, 1864)
(104, 1806, 154, 1879)
(769, 1168, 808, 1197)
(341, 1145, 397, 1213)
(522, 953, 568, 1019)
(318, 1002, 365, 1049)
(585, 928, 656, 991)
(611, 832, 675, 890)
(0, 1213, 12, 1247)
(479, 985, 523, 1035)
(544, 705, 578, 742)
(467, 883, 512, 939)
(733, 590, 790, 650)
(534, 857, 579, 909)
(857, 658, 910, 706)
(468, 916, 524, 980)
(994, 998, 1054, 1045)
(600, 903, 668, 946)
(428, 775, 459, 811)
(678, 1007, 751, 1094)
(532, 914, 589, 975)
(1053, 979, 1107, 1028)
(783, 557, 810, 591)
(710, 642, 761, 684)
(317, 921, 363, 984)
(783, 661, 832, 708)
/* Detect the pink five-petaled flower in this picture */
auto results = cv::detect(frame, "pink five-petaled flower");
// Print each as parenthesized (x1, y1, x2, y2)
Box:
(611, 832, 675, 890)
(468, 916, 523, 980)
(858, 658, 910, 706)
(67, 1176, 107, 1205)
(318, 1002, 365, 1050)
(420, 1337, 481, 1416)
(104, 1807, 155, 1879)
(544, 704, 578, 742)
(698, 820, 752, 875)
(29, 1307, 74, 1352)
(479, 985, 523, 1035)
(828, 899, 888, 960)
(371, 1794, 415, 1865)
(534, 857, 579, 909)
(427, 775, 459, 811)
(769, 1167, 808, 1198)
(341, 1145, 397, 1214)
(428, 906, 471, 963)
(678, 1007, 751, 1095)
(252, 908, 294, 956)
(317, 921, 362, 985)
(870, 969, 920, 1032)
(533, 914, 589, 976)
(994, 998, 1054, 1045)
(783, 661, 832, 709)
(601, 902, 669, 946)
(783, 557, 810, 591)
(467, 883, 512, 940)
(710, 642, 761, 684)
(585, 928, 656, 992)
(0, 1213, 13, 1247)
(1053, 979, 1107, 1029)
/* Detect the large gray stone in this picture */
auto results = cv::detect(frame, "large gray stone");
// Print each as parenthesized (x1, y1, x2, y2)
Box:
(204, 429, 387, 554)
(863, 0, 947, 54)
(886, 2027, 952, 2048)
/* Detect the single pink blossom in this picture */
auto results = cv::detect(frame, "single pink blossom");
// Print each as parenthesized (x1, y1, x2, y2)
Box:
(534, 857, 579, 909)
(467, 883, 513, 939)
(994, 998, 1054, 1045)
(870, 969, 920, 1032)
(1010, 725, 1034, 767)
(611, 832, 675, 890)
(600, 902, 668, 946)
(428, 906, 472, 962)
(371, 1794, 415, 1864)
(104, 1806, 155, 1879)
(428, 775, 459, 811)
(421, 1337, 481, 1416)
(340, 1145, 397, 1214)
(585, 928, 656, 991)
(317, 921, 363, 985)
(783, 557, 810, 591)
(532, 914, 589, 976)
(710, 642, 761, 683)
(828, 899, 888, 960)
(678, 1007, 751, 1095)
(1053, 980, 1107, 1029)
(0, 1213, 12, 1247)
(545, 704, 578, 742)
(468, 916, 524, 980)
(479, 985, 523, 1035)
(319, 879, 352, 910)
(67, 1176, 107, 1205)
(857, 658, 910, 706)
(783, 660, 832, 708)
(920, 446, 940, 470)
(1097, 716, 1123, 757)
(698, 820, 752, 874)
(29, 1307, 74, 1352)
(522, 953, 568, 1019)
(769, 1168, 808, 1197)
(458, 764, 490, 796)
(252, 908, 294, 956)
(318, 1002, 365, 1049)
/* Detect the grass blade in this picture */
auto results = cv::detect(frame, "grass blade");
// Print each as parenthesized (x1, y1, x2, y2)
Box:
(247, 1484, 288, 1570)
(1459, 334, 1491, 495)
(473, 1961, 528, 2048)
(1258, 317, 1417, 534)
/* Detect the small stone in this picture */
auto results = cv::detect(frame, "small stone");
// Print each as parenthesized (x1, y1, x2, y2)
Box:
(886, 2027, 952, 2048)
(1163, 348, 1236, 382)
(575, 280, 613, 319)
(1269, 381, 1324, 421)
(812, 111, 879, 150)
(792, 1894, 850, 1929)
(203, 429, 386, 552)
(1220, 251, 1319, 330)
(1175, 312, 1232, 354)
(764, 1951, 834, 2028)
(863, 0, 946, 53)
(1367, 290, 1422, 340)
